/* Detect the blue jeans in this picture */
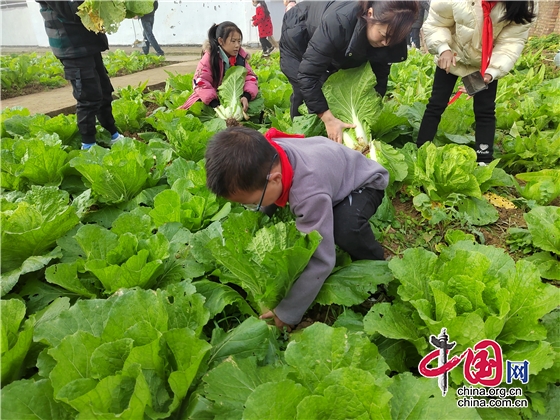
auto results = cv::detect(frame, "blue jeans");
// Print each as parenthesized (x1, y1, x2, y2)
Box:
(141, 12, 164, 55)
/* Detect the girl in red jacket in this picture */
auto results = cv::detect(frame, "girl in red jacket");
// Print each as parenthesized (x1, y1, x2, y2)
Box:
(252, 0, 274, 56)
(179, 21, 258, 111)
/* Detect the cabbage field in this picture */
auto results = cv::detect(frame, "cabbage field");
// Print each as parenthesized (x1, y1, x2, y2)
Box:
(1, 50, 165, 99)
(1, 35, 559, 419)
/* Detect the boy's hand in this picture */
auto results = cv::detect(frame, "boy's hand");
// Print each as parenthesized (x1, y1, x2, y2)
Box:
(260, 310, 293, 332)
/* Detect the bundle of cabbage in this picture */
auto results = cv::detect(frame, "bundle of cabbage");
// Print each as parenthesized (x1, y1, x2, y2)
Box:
(77, 0, 154, 34)
(322, 62, 382, 159)
(215, 66, 250, 126)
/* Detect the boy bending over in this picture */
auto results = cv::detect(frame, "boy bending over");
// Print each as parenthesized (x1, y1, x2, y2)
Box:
(205, 127, 389, 330)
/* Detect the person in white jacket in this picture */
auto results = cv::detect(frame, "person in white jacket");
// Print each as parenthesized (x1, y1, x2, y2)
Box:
(417, 0, 536, 165)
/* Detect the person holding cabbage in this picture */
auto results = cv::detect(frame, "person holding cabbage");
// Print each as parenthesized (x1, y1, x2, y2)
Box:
(279, 0, 418, 143)
(179, 21, 259, 112)
(36, 1, 124, 150)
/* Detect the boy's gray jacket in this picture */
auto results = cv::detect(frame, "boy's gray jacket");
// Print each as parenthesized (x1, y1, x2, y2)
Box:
(271, 137, 389, 325)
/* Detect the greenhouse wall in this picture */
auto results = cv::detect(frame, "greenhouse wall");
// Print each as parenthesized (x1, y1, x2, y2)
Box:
(3, 1, 558, 49)
(1, 0, 285, 47)
(530, 0, 560, 36)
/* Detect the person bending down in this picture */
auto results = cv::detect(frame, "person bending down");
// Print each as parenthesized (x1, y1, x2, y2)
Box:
(279, 0, 418, 142)
(204, 126, 389, 330)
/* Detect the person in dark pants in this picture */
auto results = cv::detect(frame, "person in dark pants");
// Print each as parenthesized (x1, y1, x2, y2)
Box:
(408, 1, 430, 48)
(279, 0, 418, 142)
(204, 126, 389, 331)
(417, 0, 536, 165)
(36, 0, 123, 150)
(141, 0, 165, 56)
(251, 0, 274, 56)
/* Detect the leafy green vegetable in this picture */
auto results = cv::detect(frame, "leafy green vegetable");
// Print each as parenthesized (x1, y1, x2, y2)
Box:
(77, 0, 153, 34)
(524, 206, 560, 255)
(322, 62, 382, 151)
(192, 323, 396, 419)
(1, 299, 35, 385)
(1, 248, 63, 298)
(1, 379, 76, 419)
(160, 114, 213, 162)
(316, 260, 393, 306)
(500, 125, 560, 172)
(388, 373, 482, 420)
(69, 138, 171, 204)
(1, 109, 49, 139)
(415, 143, 481, 202)
(516, 169, 560, 205)
(47, 211, 199, 295)
(1, 186, 79, 275)
(112, 98, 146, 133)
(207, 212, 321, 313)
(364, 242, 559, 382)
(29, 114, 79, 146)
(215, 66, 247, 122)
(150, 171, 231, 232)
(1, 134, 69, 190)
(269, 106, 325, 137)
(207, 316, 278, 368)
(187, 356, 289, 418)
(27, 284, 210, 419)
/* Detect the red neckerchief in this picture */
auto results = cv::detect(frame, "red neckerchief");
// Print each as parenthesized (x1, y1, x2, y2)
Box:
(449, 0, 496, 105)
(263, 128, 303, 207)
(228, 55, 237, 67)
(481, 0, 497, 75)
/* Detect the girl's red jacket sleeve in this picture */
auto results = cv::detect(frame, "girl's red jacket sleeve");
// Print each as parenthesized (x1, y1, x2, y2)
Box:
(252, 6, 265, 26)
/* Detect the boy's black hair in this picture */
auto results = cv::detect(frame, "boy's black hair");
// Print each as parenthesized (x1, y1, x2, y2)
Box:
(205, 126, 276, 197)
(501, 1, 536, 25)
(208, 21, 243, 86)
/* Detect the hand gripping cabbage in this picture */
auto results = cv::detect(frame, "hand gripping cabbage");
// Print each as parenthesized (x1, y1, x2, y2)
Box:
(322, 62, 382, 157)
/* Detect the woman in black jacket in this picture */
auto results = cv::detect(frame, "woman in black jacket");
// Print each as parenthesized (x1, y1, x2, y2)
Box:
(280, 0, 418, 143)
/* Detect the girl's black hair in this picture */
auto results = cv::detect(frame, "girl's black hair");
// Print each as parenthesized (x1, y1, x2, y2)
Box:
(358, 1, 419, 46)
(500, 1, 536, 25)
(256, 1, 270, 17)
(207, 21, 243, 86)
(205, 126, 276, 197)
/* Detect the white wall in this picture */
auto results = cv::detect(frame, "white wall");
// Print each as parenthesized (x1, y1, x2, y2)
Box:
(2, 0, 48, 47)
(1, 0, 286, 47)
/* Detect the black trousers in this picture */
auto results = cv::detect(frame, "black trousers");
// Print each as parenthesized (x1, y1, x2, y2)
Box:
(333, 187, 385, 261)
(141, 12, 164, 55)
(417, 66, 498, 164)
(279, 51, 330, 119)
(60, 53, 118, 145)
(409, 28, 421, 47)
(260, 37, 273, 52)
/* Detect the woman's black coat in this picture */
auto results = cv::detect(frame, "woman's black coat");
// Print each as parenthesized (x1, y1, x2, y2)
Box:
(279, 1, 407, 115)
